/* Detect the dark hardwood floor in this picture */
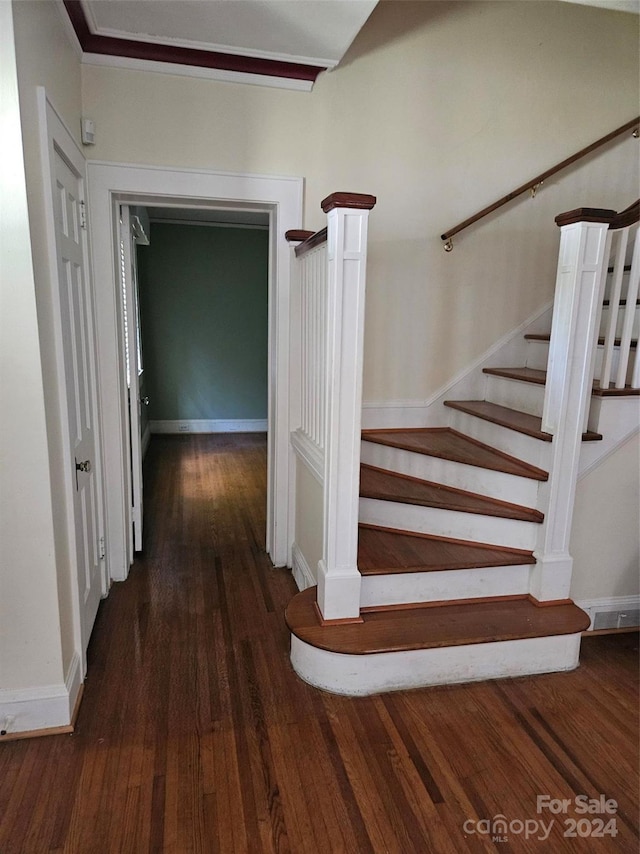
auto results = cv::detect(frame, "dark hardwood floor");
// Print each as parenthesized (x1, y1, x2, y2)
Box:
(0, 434, 637, 853)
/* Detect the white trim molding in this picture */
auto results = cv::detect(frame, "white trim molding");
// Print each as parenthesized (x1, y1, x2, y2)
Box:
(0, 652, 82, 735)
(290, 428, 324, 484)
(291, 542, 315, 591)
(81, 53, 315, 92)
(86, 161, 303, 578)
(150, 419, 268, 434)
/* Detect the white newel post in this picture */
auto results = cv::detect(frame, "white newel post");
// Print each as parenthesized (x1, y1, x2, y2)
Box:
(317, 193, 376, 621)
(533, 208, 615, 601)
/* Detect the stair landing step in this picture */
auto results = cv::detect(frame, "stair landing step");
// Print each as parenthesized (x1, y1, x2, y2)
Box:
(358, 524, 535, 575)
(484, 366, 640, 396)
(361, 427, 547, 481)
(360, 464, 543, 523)
(286, 587, 590, 655)
(444, 400, 602, 442)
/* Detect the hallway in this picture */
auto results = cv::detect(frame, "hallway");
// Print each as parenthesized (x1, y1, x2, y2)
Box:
(0, 434, 637, 853)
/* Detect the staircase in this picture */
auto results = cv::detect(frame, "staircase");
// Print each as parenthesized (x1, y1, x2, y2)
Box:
(285, 201, 639, 696)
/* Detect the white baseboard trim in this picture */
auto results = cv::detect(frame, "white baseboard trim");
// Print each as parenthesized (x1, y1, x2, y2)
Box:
(291, 542, 316, 591)
(576, 594, 640, 631)
(150, 419, 268, 434)
(362, 301, 553, 429)
(141, 422, 151, 458)
(0, 652, 82, 735)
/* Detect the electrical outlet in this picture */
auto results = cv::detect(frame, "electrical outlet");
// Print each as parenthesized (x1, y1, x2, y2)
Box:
(178, 424, 189, 432)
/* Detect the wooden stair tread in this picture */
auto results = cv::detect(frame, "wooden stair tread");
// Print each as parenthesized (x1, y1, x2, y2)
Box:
(525, 333, 638, 348)
(285, 587, 591, 655)
(444, 400, 603, 442)
(360, 464, 543, 523)
(361, 427, 547, 481)
(483, 366, 546, 384)
(592, 382, 640, 397)
(358, 524, 535, 575)
(484, 366, 640, 397)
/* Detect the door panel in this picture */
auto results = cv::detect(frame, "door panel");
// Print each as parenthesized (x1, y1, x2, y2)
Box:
(53, 149, 102, 654)
(119, 206, 144, 551)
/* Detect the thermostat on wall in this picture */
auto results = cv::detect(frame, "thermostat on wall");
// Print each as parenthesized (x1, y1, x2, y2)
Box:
(81, 117, 96, 145)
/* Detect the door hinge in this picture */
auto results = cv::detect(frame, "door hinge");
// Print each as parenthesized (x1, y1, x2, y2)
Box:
(99, 536, 105, 560)
(80, 200, 87, 230)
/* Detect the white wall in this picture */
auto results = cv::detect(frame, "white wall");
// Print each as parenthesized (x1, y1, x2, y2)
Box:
(0, 1, 64, 694)
(82, 0, 639, 407)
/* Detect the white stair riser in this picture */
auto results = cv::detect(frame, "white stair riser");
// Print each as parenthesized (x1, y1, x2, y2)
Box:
(599, 304, 639, 340)
(360, 441, 542, 507)
(359, 497, 539, 550)
(525, 339, 635, 385)
(484, 375, 545, 417)
(360, 564, 531, 608)
(447, 408, 552, 469)
(525, 339, 550, 370)
(290, 633, 582, 695)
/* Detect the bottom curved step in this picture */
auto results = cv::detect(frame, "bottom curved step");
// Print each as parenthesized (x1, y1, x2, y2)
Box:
(286, 588, 590, 696)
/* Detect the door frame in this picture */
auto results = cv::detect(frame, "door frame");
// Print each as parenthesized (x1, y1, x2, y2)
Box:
(86, 161, 303, 580)
(36, 88, 108, 671)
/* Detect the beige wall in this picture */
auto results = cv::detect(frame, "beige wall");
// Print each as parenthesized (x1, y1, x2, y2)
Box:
(82, 1, 639, 405)
(571, 436, 640, 602)
(0, 1, 66, 692)
(5, 0, 85, 688)
(295, 463, 324, 583)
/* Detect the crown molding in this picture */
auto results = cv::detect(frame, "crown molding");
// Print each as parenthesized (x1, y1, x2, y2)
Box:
(62, 0, 324, 89)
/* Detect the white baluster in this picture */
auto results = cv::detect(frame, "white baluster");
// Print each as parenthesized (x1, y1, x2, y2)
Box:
(599, 228, 625, 391)
(616, 224, 640, 388)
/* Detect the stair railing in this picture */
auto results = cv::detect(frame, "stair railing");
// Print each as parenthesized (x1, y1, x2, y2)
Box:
(286, 193, 376, 621)
(532, 202, 639, 602)
(440, 117, 639, 251)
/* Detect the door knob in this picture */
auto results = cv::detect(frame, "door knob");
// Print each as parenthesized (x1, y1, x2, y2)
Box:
(76, 459, 92, 473)
(141, 396, 150, 405)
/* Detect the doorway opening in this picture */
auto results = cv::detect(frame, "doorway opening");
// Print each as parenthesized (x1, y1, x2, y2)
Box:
(87, 162, 303, 584)
(120, 202, 271, 558)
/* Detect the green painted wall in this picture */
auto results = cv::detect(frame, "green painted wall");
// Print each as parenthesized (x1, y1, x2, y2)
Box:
(137, 223, 268, 422)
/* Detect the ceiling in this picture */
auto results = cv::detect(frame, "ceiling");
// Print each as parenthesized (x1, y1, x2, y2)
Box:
(61, 0, 638, 90)
(62, 0, 379, 90)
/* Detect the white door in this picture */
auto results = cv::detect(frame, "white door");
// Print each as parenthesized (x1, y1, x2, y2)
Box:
(53, 149, 103, 655)
(119, 206, 145, 551)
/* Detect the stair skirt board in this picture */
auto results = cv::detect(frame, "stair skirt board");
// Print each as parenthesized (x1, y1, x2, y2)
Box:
(290, 632, 583, 696)
(360, 441, 542, 506)
(359, 498, 540, 550)
(359, 564, 532, 608)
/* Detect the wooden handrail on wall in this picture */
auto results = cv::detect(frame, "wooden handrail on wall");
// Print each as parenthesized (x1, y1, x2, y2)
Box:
(441, 117, 640, 250)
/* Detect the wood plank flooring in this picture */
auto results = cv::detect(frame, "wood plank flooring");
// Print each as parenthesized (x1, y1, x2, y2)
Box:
(0, 434, 637, 853)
